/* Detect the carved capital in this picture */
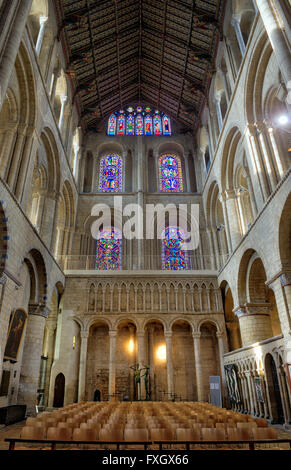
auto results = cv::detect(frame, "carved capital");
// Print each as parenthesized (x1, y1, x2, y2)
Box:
(280, 273, 291, 287)
(0, 274, 7, 285)
(28, 303, 50, 318)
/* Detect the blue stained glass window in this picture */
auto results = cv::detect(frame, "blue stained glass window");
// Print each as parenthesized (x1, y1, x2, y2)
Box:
(144, 115, 153, 135)
(162, 115, 171, 135)
(135, 114, 143, 135)
(153, 114, 162, 135)
(108, 114, 116, 135)
(161, 226, 188, 270)
(96, 227, 122, 270)
(99, 154, 123, 192)
(158, 154, 183, 192)
(126, 114, 134, 135)
(117, 114, 125, 135)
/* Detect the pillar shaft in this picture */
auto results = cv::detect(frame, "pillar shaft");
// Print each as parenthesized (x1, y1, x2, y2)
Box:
(193, 333, 203, 401)
(108, 330, 117, 401)
(78, 331, 88, 402)
(165, 333, 174, 399)
(256, 0, 291, 85)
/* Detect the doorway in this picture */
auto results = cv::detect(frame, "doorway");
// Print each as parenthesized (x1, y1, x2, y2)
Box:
(53, 373, 65, 407)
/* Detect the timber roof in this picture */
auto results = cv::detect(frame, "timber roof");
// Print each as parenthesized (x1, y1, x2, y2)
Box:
(54, 0, 225, 135)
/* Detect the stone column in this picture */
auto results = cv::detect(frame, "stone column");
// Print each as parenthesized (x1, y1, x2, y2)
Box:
(137, 331, 146, 400)
(271, 275, 291, 363)
(73, 144, 80, 177)
(58, 95, 67, 132)
(18, 304, 49, 416)
(216, 332, 227, 403)
(35, 16, 48, 56)
(6, 124, 27, 191)
(266, 125, 285, 177)
(215, 94, 223, 132)
(231, 16, 246, 57)
(245, 124, 269, 207)
(245, 371, 255, 415)
(235, 304, 273, 347)
(0, 125, 17, 179)
(78, 330, 89, 402)
(193, 332, 203, 401)
(165, 332, 174, 399)
(108, 330, 117, 401)
(219, 192, 232, 255)
(184, 154, 191, 192)
(0, 0, 33, 108)
(224, 189, 242, 250)
(255, 121, 277, 192)
(255, 0, 291, 85)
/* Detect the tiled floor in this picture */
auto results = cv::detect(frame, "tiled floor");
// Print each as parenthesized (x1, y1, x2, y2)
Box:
(0, 420, 290, 451)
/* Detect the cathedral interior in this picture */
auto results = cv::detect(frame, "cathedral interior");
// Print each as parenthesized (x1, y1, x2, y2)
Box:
(0, 0, 291, 441)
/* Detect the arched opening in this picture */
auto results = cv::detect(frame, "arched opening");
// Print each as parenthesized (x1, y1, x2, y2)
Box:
(172, 320, 196, 401)
(144, 321, 167, 401)
(265, 354, 284, 424)
(93, 389, 101, 401)
(200, 321, 220, 401)
(220, 282, 242, 351)
(116, 321, 137, 401)
(53, 373, 65, 407)
(86, 321, 109, 401)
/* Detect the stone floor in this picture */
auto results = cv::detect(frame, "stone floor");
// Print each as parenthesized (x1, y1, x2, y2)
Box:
(0, 420, 291, 451)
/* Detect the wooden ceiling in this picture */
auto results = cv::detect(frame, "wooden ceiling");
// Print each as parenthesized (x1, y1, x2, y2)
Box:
(54, 0, 225, 135)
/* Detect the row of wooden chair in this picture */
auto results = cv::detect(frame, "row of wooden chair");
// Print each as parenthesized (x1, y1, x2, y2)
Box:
(20, 422, 278, 443)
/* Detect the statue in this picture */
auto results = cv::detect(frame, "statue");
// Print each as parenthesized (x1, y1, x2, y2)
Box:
(130, 363, 150, 400)
(141, 365, 150, 400)
(130, 363, 141, 400)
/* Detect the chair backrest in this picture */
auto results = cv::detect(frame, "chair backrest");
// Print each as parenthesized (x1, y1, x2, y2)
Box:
(46, 427, 59, 440)
(20, 426, 38, 440)
(253, 418, 268, 428)
(237, 422, 257, 431)
(176, 428, 201, 441)
(253, 427, 278, 440)
(98, 428, 124, 441)
(227, 427, 252, 441)
(124, 428, 148, 442)
(150, 428, 174, 441)
(57, 427, 72, 440)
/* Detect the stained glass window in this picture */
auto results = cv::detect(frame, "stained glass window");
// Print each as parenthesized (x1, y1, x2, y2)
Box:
(117, 114, 125, 135)
(159, 154, 183, 192)
(108, 114, 116, 135)
(144, 115, 153, 135)
(99, 154, 123, 192)
(162, 115, 171, 135)
(135, 114, 143, 135)
(96, 227, 122, 270)
(127, 114, 134, 135)
(153, 114, 162, 135)
(161, 226, 188, 270)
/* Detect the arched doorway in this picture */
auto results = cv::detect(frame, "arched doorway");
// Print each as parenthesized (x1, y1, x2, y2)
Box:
(265, 354, 284, 424)
(94, 389, 101, 401)
(53, 373, 65, 407)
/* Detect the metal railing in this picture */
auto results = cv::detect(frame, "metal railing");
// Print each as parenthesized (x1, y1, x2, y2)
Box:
(57, 254, 230, 271)
(5, 437, 291, 451)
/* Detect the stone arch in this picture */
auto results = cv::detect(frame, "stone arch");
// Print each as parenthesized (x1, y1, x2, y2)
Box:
(220, 126, 242, 192)
(244, 31, 272, 124)
(220, 280, 242, 351)
(0, 202, 8, 275)
(278, 186, 291, 270)
(264, 353, 285, 424)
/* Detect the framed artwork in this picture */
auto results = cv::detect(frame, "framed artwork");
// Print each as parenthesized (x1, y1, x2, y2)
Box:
(254, 376, 264, 403)
(4, 309, 27, 361)
(286, 363, 291, 393)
